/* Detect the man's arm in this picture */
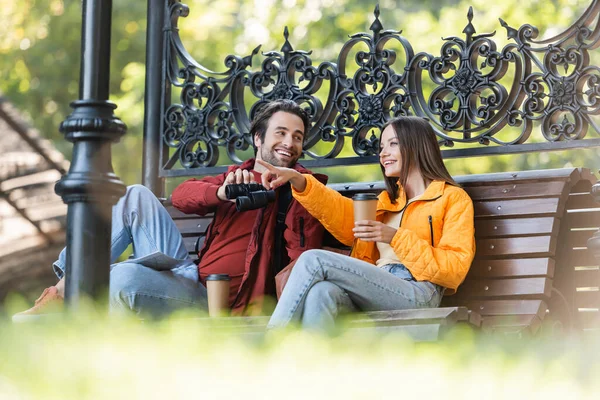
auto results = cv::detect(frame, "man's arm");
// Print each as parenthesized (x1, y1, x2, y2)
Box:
(171, 174, 227, 216)
(172, 167, 258, 215)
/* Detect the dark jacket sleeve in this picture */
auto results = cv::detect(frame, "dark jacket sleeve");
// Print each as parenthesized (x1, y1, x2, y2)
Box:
(282, 172, 328, 262)
(171, 173, 227, 216)
(283, 200, 325, 262)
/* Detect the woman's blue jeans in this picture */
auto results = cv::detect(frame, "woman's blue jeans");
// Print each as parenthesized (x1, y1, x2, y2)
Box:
(268, 249, 445, 331)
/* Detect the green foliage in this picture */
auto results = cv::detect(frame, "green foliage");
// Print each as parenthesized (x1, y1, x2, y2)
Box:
(0, 303, 599, 398)
(1, 0, 598, 186)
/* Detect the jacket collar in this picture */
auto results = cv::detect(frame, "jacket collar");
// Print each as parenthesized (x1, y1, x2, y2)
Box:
(378, 180, 446, 211)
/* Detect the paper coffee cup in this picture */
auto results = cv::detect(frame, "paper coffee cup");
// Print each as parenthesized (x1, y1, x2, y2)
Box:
(353, 193, 378, 223)
(206, 274, 231, 317)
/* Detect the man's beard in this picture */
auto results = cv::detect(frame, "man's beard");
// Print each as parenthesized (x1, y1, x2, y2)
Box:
(259, 147, 299, 168)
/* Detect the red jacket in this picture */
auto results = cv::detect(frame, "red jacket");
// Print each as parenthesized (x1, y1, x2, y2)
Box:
(171, 159, 328, 315)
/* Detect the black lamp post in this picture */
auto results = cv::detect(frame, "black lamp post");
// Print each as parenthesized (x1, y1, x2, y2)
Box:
(55, 0, 126, 308)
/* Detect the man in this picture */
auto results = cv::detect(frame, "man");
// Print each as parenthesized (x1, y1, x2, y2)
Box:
(13, 100, 327, 320)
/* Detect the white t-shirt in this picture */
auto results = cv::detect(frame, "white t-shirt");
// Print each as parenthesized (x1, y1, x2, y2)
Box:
(375, 195, 422, 267)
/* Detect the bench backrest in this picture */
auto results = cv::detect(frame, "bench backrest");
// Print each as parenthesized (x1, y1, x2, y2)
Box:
(165, 167, 599, 333)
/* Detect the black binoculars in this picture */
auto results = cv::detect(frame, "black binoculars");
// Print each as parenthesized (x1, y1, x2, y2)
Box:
(225, 183, 276, 212)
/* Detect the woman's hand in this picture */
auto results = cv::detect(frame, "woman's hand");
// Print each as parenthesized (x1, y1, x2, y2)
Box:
(255, 159, 307, 192)
(352, 220, 397, 243)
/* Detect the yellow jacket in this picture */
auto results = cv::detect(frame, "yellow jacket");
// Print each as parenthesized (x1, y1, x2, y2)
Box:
(292, 175, 476, 295)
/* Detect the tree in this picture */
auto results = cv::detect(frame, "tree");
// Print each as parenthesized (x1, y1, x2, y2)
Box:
(1, 0, 597, 186)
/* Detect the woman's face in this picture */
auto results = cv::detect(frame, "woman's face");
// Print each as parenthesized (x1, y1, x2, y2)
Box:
(379, 126, 402, 177)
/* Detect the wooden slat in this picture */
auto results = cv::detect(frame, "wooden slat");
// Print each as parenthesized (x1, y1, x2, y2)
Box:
(468, 258, 555, 278)
(566, 230, 596, 249)
(566, 193, 599, 210)
(174, 217, 212, 235)
(349, 307, 469, 326)
(569, 248, 599, 267)
(474, 198, 561, 218)
(442, 299, 547, 318)
(565, 211, 600, 229)
(455, 168, 578, 184)
(183, 236, 204, 254)
(164, 204, 207, 220)
(454, 277, 552, 299)
(576, 311, 600, 330)
(329, 168, 587, 197)
(569, 179, 594, 194)
(475, 236, 554, 257)
(574, 268, 600, 288)
(482, 314, 543, 333)
(575, 290, 600, 309)
(464, 181, 565, 201)
(475, 217, 557, 238)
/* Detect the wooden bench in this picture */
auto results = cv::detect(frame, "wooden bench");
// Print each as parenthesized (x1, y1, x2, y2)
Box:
(165, 167, 600, 339)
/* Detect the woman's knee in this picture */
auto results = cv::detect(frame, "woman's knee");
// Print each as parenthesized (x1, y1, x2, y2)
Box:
(304, 281, 347, 309)
(295, 249, 337, 269)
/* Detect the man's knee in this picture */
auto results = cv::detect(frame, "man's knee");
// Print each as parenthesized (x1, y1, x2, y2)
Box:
(109, 263, 151, 307)
(124, 184, 152, 200)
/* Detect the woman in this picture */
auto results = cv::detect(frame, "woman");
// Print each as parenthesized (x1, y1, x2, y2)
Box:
(258, 116, 475, 330)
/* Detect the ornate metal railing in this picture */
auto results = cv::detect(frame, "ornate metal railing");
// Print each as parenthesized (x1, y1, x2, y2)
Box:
(154, 0, 600, 177)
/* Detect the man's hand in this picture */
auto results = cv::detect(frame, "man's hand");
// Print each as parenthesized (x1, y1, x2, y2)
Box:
(352, 220, 397, 243)
(216, 169, 256, 201)
(255, 159, 307, 192)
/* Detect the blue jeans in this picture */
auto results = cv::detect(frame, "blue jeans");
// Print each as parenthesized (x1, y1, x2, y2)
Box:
(268, 249, 445, 330)
(53, 185, 208, 317)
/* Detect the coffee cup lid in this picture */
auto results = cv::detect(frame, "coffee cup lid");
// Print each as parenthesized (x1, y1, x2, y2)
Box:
(352, 193, 378, 201)
(206, 274, 231, 281)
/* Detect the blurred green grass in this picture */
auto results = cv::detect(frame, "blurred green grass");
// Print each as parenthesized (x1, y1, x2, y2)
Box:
(1, 298, 599, 399)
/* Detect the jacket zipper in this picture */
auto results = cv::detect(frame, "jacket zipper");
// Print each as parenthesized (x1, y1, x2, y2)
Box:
(299, 217, 305, 247)
(398, 195, 442, 228)
(231, 206, 265, 309)
(428, 215, 434, 246)
(351, 194, 442, 257)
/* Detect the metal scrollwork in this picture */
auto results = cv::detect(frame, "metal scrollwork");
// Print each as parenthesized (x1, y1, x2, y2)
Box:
(159, 0, 600, 176)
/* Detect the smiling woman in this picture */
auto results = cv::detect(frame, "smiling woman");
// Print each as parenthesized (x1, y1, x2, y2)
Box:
(256, 116, 475, 331)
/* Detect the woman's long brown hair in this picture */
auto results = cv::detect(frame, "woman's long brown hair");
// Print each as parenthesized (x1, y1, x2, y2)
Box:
(380, 116, 457, 203)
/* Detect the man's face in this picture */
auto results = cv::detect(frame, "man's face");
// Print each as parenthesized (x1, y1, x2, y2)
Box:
(254, 111, 304, 168)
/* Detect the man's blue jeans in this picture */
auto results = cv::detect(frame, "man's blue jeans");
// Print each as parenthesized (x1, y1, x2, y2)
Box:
(52, 185, 207, 316)
(268, 249, 445, 331)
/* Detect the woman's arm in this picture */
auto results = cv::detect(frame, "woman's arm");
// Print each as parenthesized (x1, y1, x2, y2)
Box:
(257, 160, 357, 246)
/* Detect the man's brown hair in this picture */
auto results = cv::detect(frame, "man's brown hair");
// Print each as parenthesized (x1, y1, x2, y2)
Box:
(250, 100, 310, 154)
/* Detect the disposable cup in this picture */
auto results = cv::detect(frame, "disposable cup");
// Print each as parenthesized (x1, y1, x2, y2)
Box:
(206, 274, 231, 317)
(353, 193, 378, 223)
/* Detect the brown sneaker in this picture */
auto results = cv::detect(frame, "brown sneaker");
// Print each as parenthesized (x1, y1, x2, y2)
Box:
(12, 286, 64, 322)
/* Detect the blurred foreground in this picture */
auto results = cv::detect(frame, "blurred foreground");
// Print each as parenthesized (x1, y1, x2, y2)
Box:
(1, 297, 599, 399)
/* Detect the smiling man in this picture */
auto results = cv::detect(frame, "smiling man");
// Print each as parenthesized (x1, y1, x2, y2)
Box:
(253, 108, 304, 167)
(14, 100, 327, 320)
